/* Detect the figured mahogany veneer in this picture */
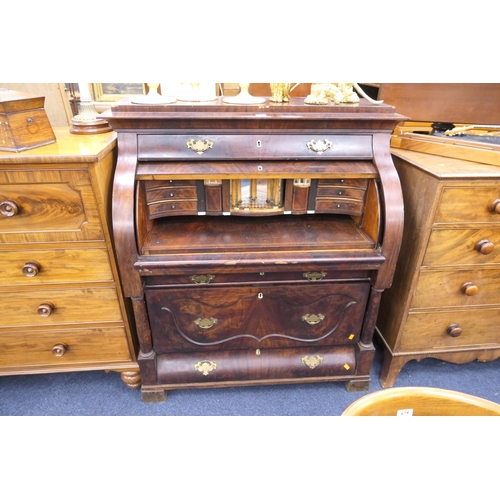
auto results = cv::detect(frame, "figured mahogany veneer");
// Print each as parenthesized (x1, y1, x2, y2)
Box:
(377, 146, 500, 387)
(0, 129, 139, 387)
(101, 97, 405, 402)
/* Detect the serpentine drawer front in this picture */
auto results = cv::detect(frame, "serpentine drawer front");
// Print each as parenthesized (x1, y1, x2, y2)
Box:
(0, 129, 140, 387)
(146, 281, 370, 352)
(377, 148, 500, 388)
(102, 97, 405, 402)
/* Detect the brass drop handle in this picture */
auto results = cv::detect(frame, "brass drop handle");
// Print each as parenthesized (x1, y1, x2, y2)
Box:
(490, 199, 500, 214)
(52, 343, 68, 357)
(22, 261, 41, 277)
(190, 274, 215, 285)
(0, 200, 20, 217)
(461, 282, 478, 296)
(446, 324, 462, 338)
(475, 239, 495, 255)
(38, 302, 54, 317)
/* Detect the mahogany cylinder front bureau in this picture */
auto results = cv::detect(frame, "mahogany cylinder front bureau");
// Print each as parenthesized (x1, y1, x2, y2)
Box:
(101, 97, 405, 402)
(0, 128, 140, 388)
(377, 141, 500, 387)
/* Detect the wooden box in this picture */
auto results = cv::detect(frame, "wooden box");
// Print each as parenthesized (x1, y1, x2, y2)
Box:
(0, 88, 56, 152)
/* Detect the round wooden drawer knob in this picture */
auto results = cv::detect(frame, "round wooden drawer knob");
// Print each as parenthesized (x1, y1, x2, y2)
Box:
(38, 303, 54, 317)
(490, 199, 500, 214)
(446, 324, 462, 338)
(461, 282, 479, 296)
(475, 239, 495, 255)
(52, 343, 68, 357)
(0, 200, 20, 217)
(22, 261, 41, 277)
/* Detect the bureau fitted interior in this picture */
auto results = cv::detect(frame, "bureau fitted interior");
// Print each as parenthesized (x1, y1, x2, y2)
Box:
(103, 99, 404, 402)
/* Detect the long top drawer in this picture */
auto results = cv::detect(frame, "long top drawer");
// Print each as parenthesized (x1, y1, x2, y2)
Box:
(137, 134, 373, 161)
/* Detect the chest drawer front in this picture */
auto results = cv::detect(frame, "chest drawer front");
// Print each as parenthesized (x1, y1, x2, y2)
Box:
(435, 186, 500, 224)
(137, 134, 373, 160)
(400, 309, 500, 351)
(0, 248, 113, 286)
(0, 169, 104, 244)
(0, 287, 123, 328)
(156, 345, 357, 386)
(146, 282, 370, 352)
(423, 228, 500, 267)
(0, 327, 132, 368)
(411, 269, 500, 309)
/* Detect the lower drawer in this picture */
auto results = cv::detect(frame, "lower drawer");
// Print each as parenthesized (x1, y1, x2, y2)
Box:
(156, 345, 356, 385)
(400, 308, 500, 351)
(0, 247, 114, 286)
(0, 327, 132, 368)
(0, 287, 123, 328)
(411, 268, 500, 309)
(146, 282, 370, 351)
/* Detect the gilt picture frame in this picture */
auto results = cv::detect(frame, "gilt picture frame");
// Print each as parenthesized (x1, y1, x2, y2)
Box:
(91, 83, 147, 102)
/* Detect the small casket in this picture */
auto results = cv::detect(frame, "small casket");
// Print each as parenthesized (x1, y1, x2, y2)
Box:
(0, 88, 56, 152)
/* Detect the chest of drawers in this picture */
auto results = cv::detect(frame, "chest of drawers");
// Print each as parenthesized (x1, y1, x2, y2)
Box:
(102, 98, 404, 402)
(377, 146, 500, 387)
(0, 128, 140, 388)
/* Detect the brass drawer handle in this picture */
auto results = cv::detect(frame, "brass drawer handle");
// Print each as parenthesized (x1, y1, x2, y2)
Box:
(52, 343, 67, 357)
(306, 139, 332, 154)
(302, 355, 324, 369)
(446, 324, 462, 338)
(190, 274, 215, 285)
(186, 139, 214, 155)
(22, 261, 41, 277)
(303, 271, 326, 281)
(475, 239, 495, 255)
(461, 282, 478, 296)
(302, 313, 325, 325)
(194, 317, 218, 329)
(38, 303, 54, 317)
(194, 360, 217, 376)
(0, 200, 20, 217)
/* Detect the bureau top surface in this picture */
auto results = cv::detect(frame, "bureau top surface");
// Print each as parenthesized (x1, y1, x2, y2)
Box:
(101, 97, 405, 131)
(0, 127, 116, 165)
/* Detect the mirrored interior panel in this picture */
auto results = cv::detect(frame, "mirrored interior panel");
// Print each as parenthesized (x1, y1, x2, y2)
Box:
(231, 178, 284, 213)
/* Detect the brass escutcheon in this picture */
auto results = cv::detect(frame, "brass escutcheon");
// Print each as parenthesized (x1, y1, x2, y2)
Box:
(306, 139, 332, 154)
(302, 313, 325, 325)
(194, 317, 218, 329)
(190, 274, 215, 285)
(194, 360, 217, 376)
(303, 271, 326, 282)
(187, 139, 214, 155)
(302, 355, 324, 369)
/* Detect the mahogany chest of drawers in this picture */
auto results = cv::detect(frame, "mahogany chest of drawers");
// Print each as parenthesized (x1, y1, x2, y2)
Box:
(102, 97, 404, 402)
(377, 143, 500, 387)
(0, 128, 140, 387)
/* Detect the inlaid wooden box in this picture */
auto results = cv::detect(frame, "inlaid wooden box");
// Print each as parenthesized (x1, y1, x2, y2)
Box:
(0, 88, 56, 152)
